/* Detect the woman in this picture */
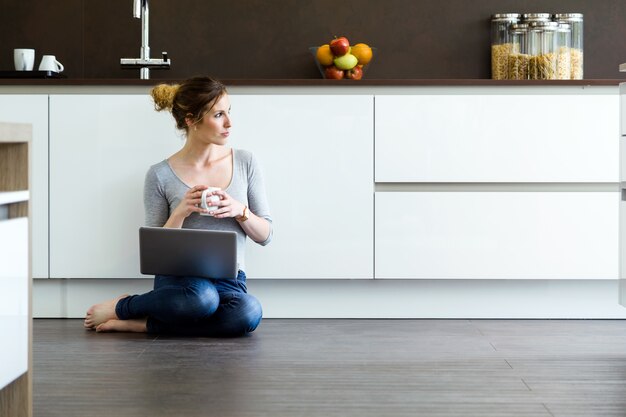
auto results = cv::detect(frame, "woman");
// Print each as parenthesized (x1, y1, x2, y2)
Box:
(83, 76, 272, 337)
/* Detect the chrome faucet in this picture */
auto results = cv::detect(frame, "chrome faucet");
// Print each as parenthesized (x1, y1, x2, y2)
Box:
(120, 0, 171, 79)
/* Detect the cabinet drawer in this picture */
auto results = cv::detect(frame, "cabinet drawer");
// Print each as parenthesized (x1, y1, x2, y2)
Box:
(375, 192, 618, 279)
(375, 94, 618, 182)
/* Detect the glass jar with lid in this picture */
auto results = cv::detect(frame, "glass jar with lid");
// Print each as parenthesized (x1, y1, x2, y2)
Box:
(521, 13, 551, 24)
(555, 23, 571, 79)
(528, 21, 558, 80)
(554, 13, 583, 79)
(508, 23, 529, 80)
(491, 13, 520, 80)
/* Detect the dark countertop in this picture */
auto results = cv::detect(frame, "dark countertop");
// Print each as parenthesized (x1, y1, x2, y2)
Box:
(0, 78, 624, 86)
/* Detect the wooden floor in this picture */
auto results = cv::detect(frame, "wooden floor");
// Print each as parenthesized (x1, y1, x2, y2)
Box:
(33, 318, 626, 417)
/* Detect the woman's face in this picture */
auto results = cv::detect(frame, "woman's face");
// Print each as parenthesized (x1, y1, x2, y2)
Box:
(190, 93, 231, 145)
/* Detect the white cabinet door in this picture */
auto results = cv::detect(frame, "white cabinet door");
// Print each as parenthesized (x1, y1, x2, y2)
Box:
(228, 95, 374, 278)
(49, 95, 179, 278)
(50, 94, 374, 279)
(375, 192, 618, 279)
(619, 83, 626, 136)
(0, 218, 28, 388)
(620, 83, 626, 137)
(0, 95, 48, 278)
(375, 94, 619, 183)
(621, 138, 626, 181)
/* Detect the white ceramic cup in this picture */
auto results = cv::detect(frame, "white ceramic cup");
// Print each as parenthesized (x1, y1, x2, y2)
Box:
(199, 187, 221, 215)
(14, 49, 35, 71)
(38, 55, 64, 72)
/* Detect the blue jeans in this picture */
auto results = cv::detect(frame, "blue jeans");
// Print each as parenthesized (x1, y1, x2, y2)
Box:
(115, 270, 262, 337)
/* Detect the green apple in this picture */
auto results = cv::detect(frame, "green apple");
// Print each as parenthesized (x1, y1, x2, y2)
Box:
(333, 53, 358, 70)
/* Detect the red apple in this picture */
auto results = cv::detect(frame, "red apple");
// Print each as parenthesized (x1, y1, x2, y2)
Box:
(346, 65, 363, 80)
(329, 36, 350, 57)
(324, 65, 344, 79)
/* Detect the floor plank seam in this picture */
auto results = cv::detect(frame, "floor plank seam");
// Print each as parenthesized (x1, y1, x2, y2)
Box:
(468, 320, 486, 337)
(137, 335, 161, 358)
(543, 403, 556, 417)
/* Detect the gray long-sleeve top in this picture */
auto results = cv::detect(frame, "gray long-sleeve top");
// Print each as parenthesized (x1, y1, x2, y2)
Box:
(144, 148, 273, 272)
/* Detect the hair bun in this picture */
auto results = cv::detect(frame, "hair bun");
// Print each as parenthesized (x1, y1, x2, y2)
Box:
(151, 84, 179, 111)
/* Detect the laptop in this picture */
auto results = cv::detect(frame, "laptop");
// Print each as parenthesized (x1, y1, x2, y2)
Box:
(139, 227, 238, 279)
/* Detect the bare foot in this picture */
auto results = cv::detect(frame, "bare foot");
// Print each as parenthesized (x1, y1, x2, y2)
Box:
(95, 318, 148, 333)
(84, 294, 129, 329)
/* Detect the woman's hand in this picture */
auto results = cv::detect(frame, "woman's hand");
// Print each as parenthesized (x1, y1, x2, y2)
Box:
(170, 185, 209, 220)
(205, 189, 271, 243)
(206, 189, 245, 219)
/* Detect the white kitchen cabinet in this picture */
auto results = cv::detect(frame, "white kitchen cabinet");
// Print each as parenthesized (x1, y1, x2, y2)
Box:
(620, 83, 626, 137)
(621, 138, 626, 177)
(0, 217, 29, 388)
(375, 94, 618, 183)
(618, 83, 626, 307)
(0, 122, 30, 408)
(49, 94, 374, 279)
(620, 189, 626, 306)
(49, 95, 179, 278)
(375, 192, 617, 279)
(0, 95, 48, 278)
(619, 83, 626, 136)
(208, 95, 373, 278)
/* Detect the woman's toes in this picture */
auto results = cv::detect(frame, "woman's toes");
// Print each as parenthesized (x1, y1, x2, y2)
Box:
(95, 322, 110, 332)
(94, 319, 147, 333)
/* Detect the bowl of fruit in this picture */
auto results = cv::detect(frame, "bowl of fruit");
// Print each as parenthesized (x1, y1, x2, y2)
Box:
(310, 36, 375, 80)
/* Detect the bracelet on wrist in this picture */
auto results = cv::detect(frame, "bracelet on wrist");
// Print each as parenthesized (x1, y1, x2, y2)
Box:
(236, 206, 249, 222)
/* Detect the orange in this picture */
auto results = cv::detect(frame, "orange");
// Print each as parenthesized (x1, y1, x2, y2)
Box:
(351, 43, 373, 65)
(316, 45, 334, 66)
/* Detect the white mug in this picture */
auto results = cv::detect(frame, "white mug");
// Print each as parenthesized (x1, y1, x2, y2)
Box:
(38, 55, 64, 72)
(14, 48, 35, 71)
(199, 187, 221, 216)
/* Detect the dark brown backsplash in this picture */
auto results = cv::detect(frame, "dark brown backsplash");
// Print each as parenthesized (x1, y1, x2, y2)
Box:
(1, 0, 625, 80)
